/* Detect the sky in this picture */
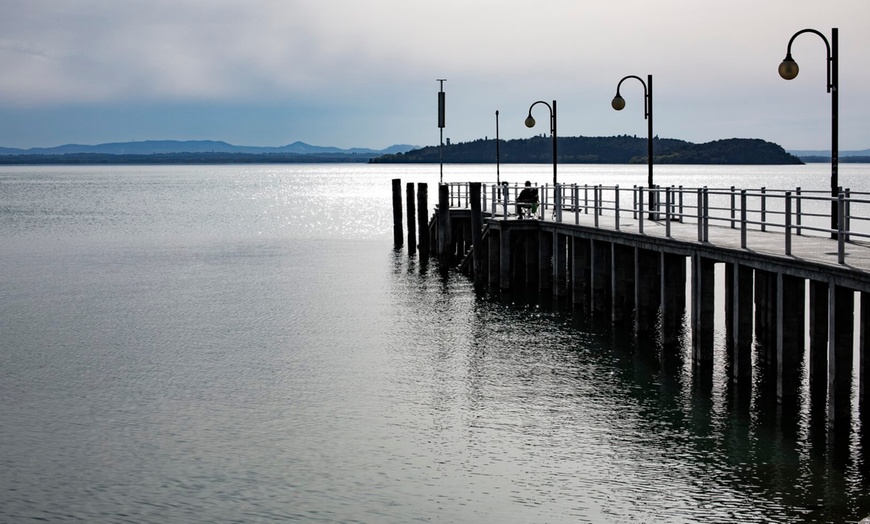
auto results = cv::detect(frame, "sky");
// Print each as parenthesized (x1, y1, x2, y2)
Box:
(1, 0, 869, 151)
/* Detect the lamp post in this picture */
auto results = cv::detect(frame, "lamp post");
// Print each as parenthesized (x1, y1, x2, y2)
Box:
(612, 75, 653, 216)
(524, 100, 557, 186)
(437, 78, 447, 184)
(779, 28, 838, 234)
(495, 110, 501, 186)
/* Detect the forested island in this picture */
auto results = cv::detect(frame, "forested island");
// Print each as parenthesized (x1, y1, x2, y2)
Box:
(0, 136, 818, 165)
(371, 136, 803, 165)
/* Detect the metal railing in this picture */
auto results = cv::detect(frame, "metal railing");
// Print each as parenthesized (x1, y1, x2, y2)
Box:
(446, 182, 870, 265)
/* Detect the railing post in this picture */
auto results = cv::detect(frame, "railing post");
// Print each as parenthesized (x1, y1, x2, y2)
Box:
(633, 185, 638, 220)
(615, 185, 620, 231)
(665, 186, 672, 237)
(594, 186, 600, 228)
(730, 186, 736, 229)
(703, 187, 709, 242)
(741, 190, 747, 249)
(760, 187, 767, 232)
(796, 187, 802, 236)
(502, 183, 509, 219)
(785, 191, 792, 256)
(574, 184, 580, 225)
(638, 186, 644, 235)
(679, 186, 684, 222)
(838, 193, 845, 264)
(845, 187, 851, 242)
(491, 185, 496, 216)
(555, 183, 562, 223)
(697, 188, 703, 242)
(584, 184, 589, 214)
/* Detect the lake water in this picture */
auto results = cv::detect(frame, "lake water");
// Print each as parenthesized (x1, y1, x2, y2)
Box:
(2, 163, 870, 523)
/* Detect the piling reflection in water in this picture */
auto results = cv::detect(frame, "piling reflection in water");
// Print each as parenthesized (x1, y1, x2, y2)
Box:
(390, 243, 870, 522)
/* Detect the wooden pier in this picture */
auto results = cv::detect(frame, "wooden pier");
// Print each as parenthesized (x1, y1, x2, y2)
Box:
(393, 179, 870, 449)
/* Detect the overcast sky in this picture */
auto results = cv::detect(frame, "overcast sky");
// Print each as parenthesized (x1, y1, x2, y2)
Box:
(1, 0, 868, 151)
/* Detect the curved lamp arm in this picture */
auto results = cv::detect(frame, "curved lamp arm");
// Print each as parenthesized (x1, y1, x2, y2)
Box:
(525, 100, 555, 135)
(779, 28, 833, 92)
(612, 75, 649, 119)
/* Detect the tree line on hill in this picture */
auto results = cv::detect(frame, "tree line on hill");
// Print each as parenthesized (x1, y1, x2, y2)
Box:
(370, 135, 803, 165)
(0, 135, 813, 165)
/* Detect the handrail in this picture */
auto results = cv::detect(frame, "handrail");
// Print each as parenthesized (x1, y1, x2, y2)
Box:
(445, 181, 870, 265)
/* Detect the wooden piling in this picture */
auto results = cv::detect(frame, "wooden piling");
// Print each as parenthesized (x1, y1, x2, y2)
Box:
(406, 183, 416, 256)
(554, 233, 568, 297)
(523, 231, 539, 290)
(612, 243, 635, 325)
(416, 183, 429, 259)
(538, 231, 553, 293)
(488, 228, 500, 287)
(727, 263, 753, 382)
(591, 240, 612, 317)
(437, 184, 450, 262)
(830, 285, 854, 431)
(499, 228, 511, 290)
(392, 178, 403, 247)
(635, 247, 660, 335)
(861, 292, 870, 414)
(691, 255, 715, 380)
(777, 273, 805, 405)
(572, 236, 591, 311)
(661, 253, 686, 347)
(808, 279, 829, 433)
(470, 183, 483, 282)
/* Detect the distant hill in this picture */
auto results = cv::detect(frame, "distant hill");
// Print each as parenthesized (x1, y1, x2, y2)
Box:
(788, 148, 870, 163)
(373, 136, 802, 165)
(0, 140, 418, 157)
(788, 148, 870, 157)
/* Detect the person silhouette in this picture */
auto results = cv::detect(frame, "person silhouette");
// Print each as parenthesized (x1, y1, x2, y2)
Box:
(515, 181, 538, 218)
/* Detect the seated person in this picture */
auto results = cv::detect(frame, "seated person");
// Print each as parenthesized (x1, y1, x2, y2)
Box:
(515, 181, 539, 218)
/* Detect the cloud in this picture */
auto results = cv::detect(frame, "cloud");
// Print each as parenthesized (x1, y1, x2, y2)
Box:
(0, 0, 868, 149)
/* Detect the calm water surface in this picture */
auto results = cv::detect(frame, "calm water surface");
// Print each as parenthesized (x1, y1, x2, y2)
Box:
(2, 163, 870, 523)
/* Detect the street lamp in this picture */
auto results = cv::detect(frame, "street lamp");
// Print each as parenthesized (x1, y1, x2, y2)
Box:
(612, 74, 653, 216)
(525, 100, 557, 186)
(778, 28, 838, 233)
(495, 110, 501, 186)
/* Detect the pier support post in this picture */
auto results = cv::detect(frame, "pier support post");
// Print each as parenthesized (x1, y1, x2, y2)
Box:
(499, 227, 511, 290)
(406, 183, 416, 256)
(572, 236, 591, 311)
(755, 270, 778, 372)
(727, 263, 753, 382)
(488, 229, 499, 287)
(777, 273, 805, 407)
(437, 184, 450, 263)
(861, 292, 870, 417)
(661, 253, 687, 347)
(612, 243, 635, 325)
(808, 280, 829, 448)
(591, 240, 612, 318)
(830, 285, 854, 433)
(525, 230, 540, 290)
(554, 232, 568, 297)
(860, 292, 870, 457)
(691, 255, 715, 386)
(392, 178, 403, 247)
(539, 230, 553, 293)
(635, 248, 660, 335)
(417, 183, 429, 259)
(469, 183, 483, 283)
